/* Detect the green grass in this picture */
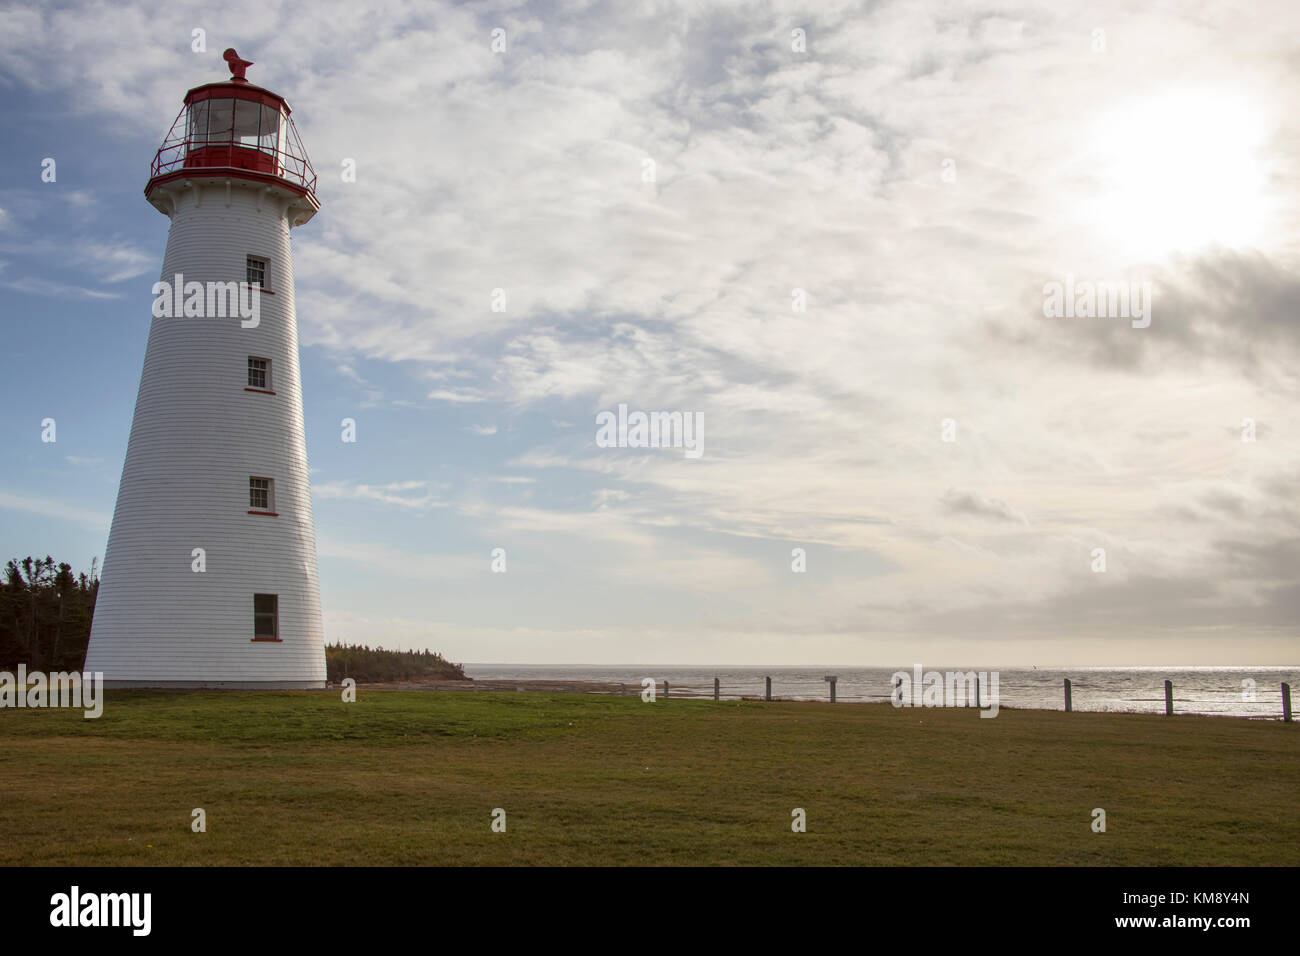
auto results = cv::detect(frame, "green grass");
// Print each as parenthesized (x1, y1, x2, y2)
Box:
(0, 690, 1296, 865)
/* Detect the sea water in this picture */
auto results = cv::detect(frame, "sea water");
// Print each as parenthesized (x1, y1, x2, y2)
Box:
(462, 664, 1300, 719)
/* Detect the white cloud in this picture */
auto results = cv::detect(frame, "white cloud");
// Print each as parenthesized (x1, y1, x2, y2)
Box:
(313, 480, 446, 511)
(426, 388, 486, 403)
(0, 489, 109, 530)
(1, 277, 118, 299)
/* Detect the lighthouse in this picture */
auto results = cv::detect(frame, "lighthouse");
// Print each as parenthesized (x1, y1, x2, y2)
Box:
(85, 50, 326, 688)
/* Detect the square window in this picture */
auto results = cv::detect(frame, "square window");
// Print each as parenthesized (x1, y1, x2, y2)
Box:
(246, 256, 268, 289)
(253, 594, 278, 640)
(248, 356, 270, 390)
(249, 476, 273, 512)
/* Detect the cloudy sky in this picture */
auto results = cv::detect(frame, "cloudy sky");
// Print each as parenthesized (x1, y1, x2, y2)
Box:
(2, 0, 1298, 665)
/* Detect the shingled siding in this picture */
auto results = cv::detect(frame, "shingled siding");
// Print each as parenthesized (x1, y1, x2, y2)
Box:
(85, 181, 326, 687)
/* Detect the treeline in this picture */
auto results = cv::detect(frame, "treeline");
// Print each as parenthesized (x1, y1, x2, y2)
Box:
(0, 556, 99, 672)
(0, 556, 464, 683)
(326, 643, 465, 683)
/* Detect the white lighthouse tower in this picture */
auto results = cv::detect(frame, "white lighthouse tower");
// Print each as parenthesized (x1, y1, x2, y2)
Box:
(86, 50, 326, 688)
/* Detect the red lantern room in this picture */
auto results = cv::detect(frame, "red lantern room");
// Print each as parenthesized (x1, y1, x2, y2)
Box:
(145, 49, 319, 225)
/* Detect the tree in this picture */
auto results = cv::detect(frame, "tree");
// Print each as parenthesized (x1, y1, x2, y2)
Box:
(0, 556, 99, 671)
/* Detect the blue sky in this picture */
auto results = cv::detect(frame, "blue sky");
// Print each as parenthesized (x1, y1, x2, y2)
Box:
(2, 0, 1299, 666)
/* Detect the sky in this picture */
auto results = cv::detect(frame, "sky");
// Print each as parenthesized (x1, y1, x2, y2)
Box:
(1, 0, 1298, 666)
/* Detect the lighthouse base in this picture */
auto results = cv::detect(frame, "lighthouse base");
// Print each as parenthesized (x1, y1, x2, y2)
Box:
(102, 680, 326, 690)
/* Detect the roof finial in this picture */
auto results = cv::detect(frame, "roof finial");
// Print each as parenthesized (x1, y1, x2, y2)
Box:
(223, 48, 254, 83)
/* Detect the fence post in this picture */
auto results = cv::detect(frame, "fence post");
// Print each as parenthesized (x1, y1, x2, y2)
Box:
(713, 677, 720, 700)
(619, 682, 626, 696)
(765, 676, 772, 702)
(1164, 679, 1173, 716)
(1064, 678, 1072, 712)
(664, 680, 670, 699)
(1283, 682, 1293, 723)
(975, 676, 981, 709)
(824, 675, 837, 703)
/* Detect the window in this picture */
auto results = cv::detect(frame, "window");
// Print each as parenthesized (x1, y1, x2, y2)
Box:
(248, 356, 270, 390)
(234, 98, 262, 148)
(253, 594, 278, 641)
(187, 100, 210, 142)
(205, 99, 235, 143)
(249, 476, 274, 513)
(258, 104, 282, 154)
(246, 256, 268, 289)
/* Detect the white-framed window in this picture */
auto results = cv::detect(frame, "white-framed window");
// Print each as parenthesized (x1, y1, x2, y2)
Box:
(253, 593, 278, 640)
(248, 356, 270, 390)
(249, 476, 274, 512)
(246, 255, 268, 289)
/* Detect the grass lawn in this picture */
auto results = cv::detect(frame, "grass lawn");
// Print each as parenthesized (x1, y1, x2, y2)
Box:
(0, 690, 1295, 865)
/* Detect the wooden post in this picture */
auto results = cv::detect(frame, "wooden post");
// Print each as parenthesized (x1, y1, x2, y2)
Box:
(824, 676, 837, 703)
(713, 677, 720, 700)
(1063, 678, 1072, 712)
(975, 676, 981, 709)
(664, 680, 670, 699)
(765, 676, 772, 702)
(1283, 682, 1293, 723)
(619, 682, 626, 696)
(1164, 679, 1173, 716)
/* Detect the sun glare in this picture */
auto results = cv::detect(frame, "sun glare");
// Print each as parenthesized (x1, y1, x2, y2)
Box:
(1084, 89, 1272, 261)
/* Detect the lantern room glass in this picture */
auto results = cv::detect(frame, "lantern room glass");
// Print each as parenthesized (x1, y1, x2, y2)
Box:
(205, 99, 235, 142)
(153, 89, 316, 195)
(186, 100, 209, 141)
(184, 98, 283, 162)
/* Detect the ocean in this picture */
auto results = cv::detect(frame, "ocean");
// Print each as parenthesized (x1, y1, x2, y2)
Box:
(462, 664, 1300, 719)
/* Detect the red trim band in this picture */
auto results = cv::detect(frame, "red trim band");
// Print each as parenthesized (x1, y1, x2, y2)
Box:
(145, 167, 319, 206)
(250, 637, 283, 643)
(185, 82, 290, 112)
(244, 387, 277, 395)
(248, 510, 279, 517)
